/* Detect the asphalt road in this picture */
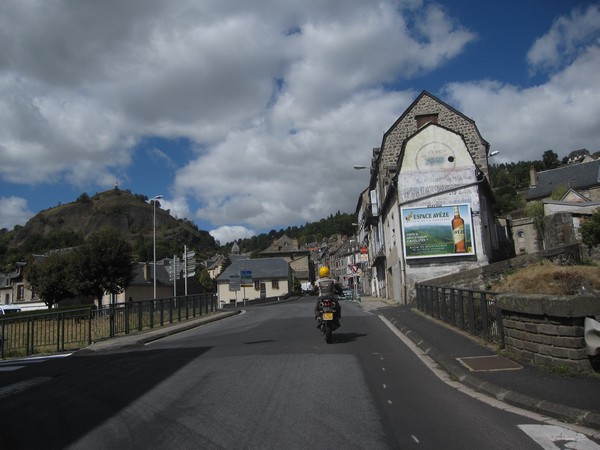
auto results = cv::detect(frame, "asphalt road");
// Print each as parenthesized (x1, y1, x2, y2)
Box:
(0, 298, 594, 449)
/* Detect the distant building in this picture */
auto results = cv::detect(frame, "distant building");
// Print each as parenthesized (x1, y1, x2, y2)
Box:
(260, 235, 312, 286)
(566, 148, 591, 164)
(526, 160, 600, 203)
(517, 159, 600, 255)
(216, 257, 291, 306)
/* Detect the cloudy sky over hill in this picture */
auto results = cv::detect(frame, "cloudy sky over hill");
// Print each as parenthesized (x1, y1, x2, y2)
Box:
(0, 1, 598, 244)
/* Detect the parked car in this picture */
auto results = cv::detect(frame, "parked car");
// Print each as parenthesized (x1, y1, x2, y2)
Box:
(340, 287, 353, 300)
(0, 305, 22, 315)
(301, 282, 318, 295)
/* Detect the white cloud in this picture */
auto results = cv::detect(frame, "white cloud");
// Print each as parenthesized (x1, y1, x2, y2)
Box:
(210, 225, 257, 246)
(527, 4, 600, 74)
(3, 1, 597, 245)
(0, 197, 33, 230)
(444, 35, 600, 163)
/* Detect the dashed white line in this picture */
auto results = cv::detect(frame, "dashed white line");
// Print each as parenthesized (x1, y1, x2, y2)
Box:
(378, 315, 600, 441)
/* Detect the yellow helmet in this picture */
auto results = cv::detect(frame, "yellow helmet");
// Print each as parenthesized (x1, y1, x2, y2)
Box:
(319, 266, 330, 278)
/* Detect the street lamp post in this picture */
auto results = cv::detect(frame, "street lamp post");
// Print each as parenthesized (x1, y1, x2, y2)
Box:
(152, 195, 163, 299)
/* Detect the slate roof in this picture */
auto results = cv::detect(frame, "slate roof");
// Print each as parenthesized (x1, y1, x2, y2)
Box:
(526, 160, 600, 201)
(216, 257, 290, 281)
(260, 235, 309, 256)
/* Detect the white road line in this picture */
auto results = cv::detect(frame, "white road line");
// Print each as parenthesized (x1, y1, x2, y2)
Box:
(0, 377, 52, 399)
(378, 315, 600, 441)
(0, 365, 26, 372)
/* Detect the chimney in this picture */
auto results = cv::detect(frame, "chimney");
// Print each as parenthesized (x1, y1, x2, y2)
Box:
(529, 166, 537, 188)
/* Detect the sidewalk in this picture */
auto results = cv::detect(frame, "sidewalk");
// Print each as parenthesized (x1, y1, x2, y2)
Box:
(358, 295, 600, 432)
(79, 309, 241, 353)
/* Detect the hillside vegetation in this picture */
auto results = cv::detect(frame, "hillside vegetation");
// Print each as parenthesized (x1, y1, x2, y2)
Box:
(490, 261, 600, 296)
(0, 189, 217, 270)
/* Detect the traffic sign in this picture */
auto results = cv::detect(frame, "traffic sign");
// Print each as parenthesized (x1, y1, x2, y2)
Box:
(229, 274, 241, 291)
(240, 270, 252, 287)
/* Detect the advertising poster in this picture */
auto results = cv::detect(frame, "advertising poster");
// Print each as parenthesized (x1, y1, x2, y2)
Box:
(401, 204, 474, 259)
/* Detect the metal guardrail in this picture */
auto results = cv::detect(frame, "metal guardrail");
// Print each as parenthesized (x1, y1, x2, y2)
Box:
(415, 284, 503, 345)
(0, 293, 217, 359)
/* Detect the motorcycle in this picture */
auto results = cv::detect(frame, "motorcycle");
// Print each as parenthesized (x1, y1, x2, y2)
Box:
(316, 297, 339, 343)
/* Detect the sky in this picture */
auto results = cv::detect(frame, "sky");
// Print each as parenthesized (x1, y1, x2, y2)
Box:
(1, 1, 599, 245)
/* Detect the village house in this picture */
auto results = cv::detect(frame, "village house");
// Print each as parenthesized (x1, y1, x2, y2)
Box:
(260, 235, 312, 287)
(216, 257, 291, 306)
(510, 159, 600, 255)
(355, 91, 499, 303)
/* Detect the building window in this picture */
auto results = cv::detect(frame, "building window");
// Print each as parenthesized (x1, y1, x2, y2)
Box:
(254, 280, 260, 291)
(17, 285, 25, 300)
(272, 280, 279, 289)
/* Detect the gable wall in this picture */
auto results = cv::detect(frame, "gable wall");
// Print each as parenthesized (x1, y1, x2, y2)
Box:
(378, 94, 489, 203)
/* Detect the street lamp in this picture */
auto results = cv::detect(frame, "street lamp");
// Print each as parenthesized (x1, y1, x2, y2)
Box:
(152, 195, 163, 299)
(353, 165, 367, 170)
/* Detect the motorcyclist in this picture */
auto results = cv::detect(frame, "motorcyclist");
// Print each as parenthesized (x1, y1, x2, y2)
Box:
(314, 266, 342, 328)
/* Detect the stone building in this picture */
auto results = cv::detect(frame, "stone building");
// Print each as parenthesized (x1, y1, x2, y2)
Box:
(357, 91, 499, 303)
(260, 235, 312, 287)
(511, 159, 600, 255)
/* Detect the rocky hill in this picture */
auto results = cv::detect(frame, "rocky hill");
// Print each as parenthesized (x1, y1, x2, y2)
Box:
(2, 189, 218, 267)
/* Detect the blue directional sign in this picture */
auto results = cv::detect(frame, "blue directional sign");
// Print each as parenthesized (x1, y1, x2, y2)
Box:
(240, 270, 253, 287)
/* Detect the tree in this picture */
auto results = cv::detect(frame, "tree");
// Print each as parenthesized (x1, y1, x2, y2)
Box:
(542, 149, 560, 170)
(526, 201, 545, 250)
(25, 252, 77, 309)
(73, 229, 136, 308)
(198, 267, 216, 293)
(550, 183, 569, 200)
(580, 208, 600, 251)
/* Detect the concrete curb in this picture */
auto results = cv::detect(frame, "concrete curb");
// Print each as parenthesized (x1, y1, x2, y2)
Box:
(389, 316, 600, 430)
(78, 310, 241, 353)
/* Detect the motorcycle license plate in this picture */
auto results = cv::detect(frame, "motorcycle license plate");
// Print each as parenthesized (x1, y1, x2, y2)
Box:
(323, 312, 334, 321)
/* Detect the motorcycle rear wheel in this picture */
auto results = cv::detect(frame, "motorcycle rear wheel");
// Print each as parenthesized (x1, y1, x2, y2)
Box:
(325, 323, 333, 343)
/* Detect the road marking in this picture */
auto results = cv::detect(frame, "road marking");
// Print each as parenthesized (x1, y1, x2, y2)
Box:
(0, 377, 52, 399)
(0, 365, 26, 372)
(518, 424, 600, 449)
(0, 353, 72, 372)
(411, 435, 420, 443)
(378, 315, 600, 441)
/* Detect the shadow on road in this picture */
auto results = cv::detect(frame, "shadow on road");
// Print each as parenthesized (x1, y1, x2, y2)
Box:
(330, 332, 368, 343)
(0, 347, 213, 449)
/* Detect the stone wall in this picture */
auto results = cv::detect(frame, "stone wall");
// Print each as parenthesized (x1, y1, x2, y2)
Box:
(496, 294, 600, 372)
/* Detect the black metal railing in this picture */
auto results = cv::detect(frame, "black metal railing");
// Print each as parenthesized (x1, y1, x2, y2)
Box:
(415, 284, 503, 345)
(0, 293, 217, 359)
